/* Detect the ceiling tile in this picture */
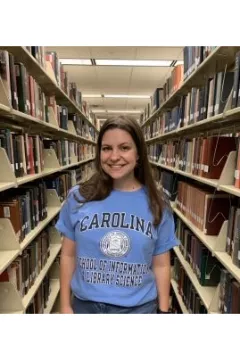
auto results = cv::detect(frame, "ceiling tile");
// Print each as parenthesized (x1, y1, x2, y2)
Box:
(135, 47, 183, 60)
(45, 46, 184, 114)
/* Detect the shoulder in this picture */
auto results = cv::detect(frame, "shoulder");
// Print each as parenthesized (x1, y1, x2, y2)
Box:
(67, 184, 80, 197)
(158, 205, 174, 228)
(65, 185, 85, 208)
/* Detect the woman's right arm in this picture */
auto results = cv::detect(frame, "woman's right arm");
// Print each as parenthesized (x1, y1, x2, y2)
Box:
(60, 237, 76, 314)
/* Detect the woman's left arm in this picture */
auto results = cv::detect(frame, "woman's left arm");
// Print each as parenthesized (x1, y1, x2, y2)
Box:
(152, 251, 171, 312)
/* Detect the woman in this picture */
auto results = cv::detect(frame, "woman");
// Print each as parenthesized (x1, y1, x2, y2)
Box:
(55, 116, 179, 314)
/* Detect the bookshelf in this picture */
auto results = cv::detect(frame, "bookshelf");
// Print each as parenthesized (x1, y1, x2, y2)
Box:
(0, 46, 99, 133)
(145, 46, 240, 314)
(141, 46, 240, 128)
(171, 279, 189, 314)
(173, 247, 219, 313)
(150, 148, 237, 195)
(0, 46, 97, 314)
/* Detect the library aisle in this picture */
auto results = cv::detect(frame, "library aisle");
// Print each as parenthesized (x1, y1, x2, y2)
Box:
(0, 46, 240, 314)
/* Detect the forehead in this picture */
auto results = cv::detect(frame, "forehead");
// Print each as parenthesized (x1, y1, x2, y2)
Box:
(101, 128, 134, 144)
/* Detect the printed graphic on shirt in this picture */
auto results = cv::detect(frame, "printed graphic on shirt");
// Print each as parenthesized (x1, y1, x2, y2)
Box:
(78, 257, 150, 287)
(100, 230, 131, 258)
(78, 212, 153, 239)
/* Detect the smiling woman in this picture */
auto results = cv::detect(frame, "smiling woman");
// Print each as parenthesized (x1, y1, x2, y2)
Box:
(55, 115, 180, 314)
(100, 127, 140, 189)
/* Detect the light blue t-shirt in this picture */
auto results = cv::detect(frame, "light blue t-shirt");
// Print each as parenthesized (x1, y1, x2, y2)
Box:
(55, 185, 179, 307)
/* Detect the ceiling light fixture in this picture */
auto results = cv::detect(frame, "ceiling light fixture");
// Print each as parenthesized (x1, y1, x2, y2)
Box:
(104, 94, 150, 99)
(83, 94, 102, 98)
(175, 60, 184, 65)
(109, 110, 142, 113)
(59, 58, 179, 67)
(91, 109, 142, 114)
(95, 59, 172, 67)
(59, 59, 92, 65)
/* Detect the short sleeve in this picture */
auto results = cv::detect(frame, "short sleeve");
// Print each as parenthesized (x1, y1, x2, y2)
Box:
(153, 208, 180, 255)
(55, 194, 76, 241)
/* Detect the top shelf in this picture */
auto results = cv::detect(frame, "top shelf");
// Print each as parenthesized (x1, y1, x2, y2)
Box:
(0, 46, 99, 133)
(141, 46, 240, 127)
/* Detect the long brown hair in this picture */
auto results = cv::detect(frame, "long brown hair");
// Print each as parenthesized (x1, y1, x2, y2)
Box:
(77, 116, 165, 226)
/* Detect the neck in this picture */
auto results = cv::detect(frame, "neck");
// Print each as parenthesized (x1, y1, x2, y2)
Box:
(113, 176, 142, 192)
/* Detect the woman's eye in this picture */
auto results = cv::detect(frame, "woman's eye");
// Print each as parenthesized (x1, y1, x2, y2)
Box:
(102, 147, 110, 151)
(121, 146, 129, 151)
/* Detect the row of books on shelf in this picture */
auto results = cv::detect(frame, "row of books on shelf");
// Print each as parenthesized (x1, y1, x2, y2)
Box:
(177, 180, 231, 237)
(0, 129, 95, 178)
(25, 47, 85, 112)
(143, 69, 234, 137)
(26, 272, 52, 314)
(25, 46, 45, 70)
(0, 48, 98, 133)
(170, 290, 187, 314)
(172, 258, 207, 314)
(0, 220, 60, 314)
(140, 65, 184, 123)
(148, 135, 238, 179)
(172, 217, 240, 314)
(183, 46, 217, 80)
(0, 163, 94, 244)
(152, 167, 240, 268)
(0, 223, 53, 296)
(139, 47, 218, 125)
(176, 218, 221, 287)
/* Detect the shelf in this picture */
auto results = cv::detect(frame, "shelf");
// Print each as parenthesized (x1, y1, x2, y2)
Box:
(0, 46, 98, 133)
(0, 146, 94, 191)
(0, 218, 21, 275)
(0, 147, 17, 193)
(0, 104, 97, 145)
(142, 47, 240, 128)
(214, 252, 240, 283)
(0, 182, 17, 193)
(150, 161, 219, 187)
(218, 185, 240, 197)
(0, 250, 21, 276)
(22, 244, 61, 309)
(173, 204, 229, 252)
(151, 161, 220, 188)
(0, 282, 25, 314)
(150, 150, 236, 192)
(44, 279, 60, 314)
(171, 279, 189, 314)
(20, 205, 61, 252)
(173, 247, 218, 312)
(144, 111, 240, 144)
(0, 227, 61, 314)
(172, 204, 240, 283)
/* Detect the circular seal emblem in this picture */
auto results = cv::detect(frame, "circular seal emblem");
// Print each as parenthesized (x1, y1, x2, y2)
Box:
(100, 231, 131, 258)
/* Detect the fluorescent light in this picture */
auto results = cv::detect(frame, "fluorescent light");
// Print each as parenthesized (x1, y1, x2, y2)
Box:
(59, 58, 177, 67)
(95, 59, 172, 67)
(104, 94, 150, 99)
(59, 59, 92, 65)
(83, 94, 102, 98)
(175, 60, 184, 65)
(91, 109, 106, 113)
(109, 110, 142, 113)
(83, 94, 150, 99)
(91, 109, 142, 114)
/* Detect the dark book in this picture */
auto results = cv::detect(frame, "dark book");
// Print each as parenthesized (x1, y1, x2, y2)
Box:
(15, 62, 27, 113)
(232, 51, 240, 108)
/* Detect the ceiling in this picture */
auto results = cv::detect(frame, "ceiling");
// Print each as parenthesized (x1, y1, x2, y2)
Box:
(46, 46, 183, 120)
